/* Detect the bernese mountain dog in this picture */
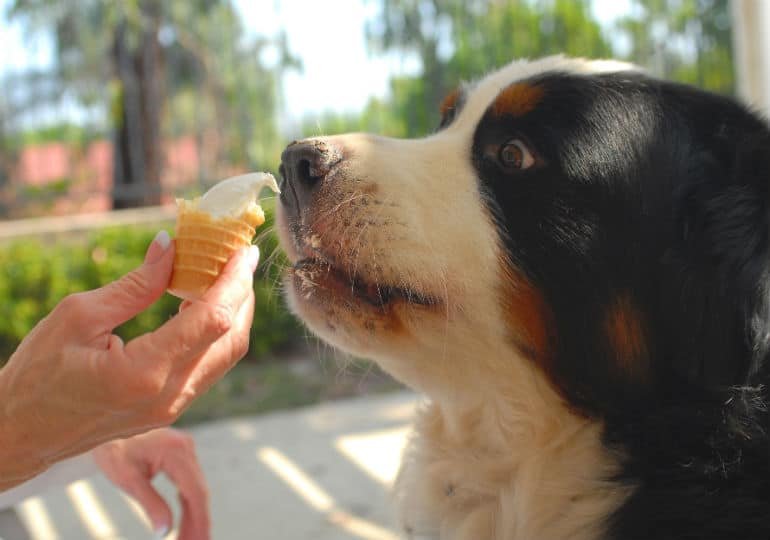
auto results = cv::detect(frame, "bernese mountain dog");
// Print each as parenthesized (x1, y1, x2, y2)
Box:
(276, 56, 770, 539)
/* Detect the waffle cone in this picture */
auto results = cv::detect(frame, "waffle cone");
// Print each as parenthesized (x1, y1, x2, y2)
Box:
(169, 205, 265, 300)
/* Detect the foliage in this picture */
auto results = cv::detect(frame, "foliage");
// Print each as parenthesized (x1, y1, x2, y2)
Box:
(357, 0, 612, 137)
(14, 178, 72, 214)
(158, 4, 299, 173)
(2, 123, 98, 151)
(0, 203, 301, 364)
(304, 0, 735, 140)
(617, 0, 734, 95)
(300, 97, 411, 139)
(177, 356, 401, 426)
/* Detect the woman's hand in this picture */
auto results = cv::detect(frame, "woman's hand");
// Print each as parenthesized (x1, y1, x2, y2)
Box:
(0, 231, 258, 489)
(93, 428, 209, 539)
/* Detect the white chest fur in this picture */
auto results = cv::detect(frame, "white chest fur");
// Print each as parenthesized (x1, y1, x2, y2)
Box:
(393, 401, 631, 540)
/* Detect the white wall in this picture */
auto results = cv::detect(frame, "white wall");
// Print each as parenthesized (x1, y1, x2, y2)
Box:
(732, 0, 770, 117)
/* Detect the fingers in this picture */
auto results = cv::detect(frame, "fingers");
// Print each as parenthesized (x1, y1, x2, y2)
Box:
(198, 245, 259, 312)
(176, 495, 210, 540)
(160, 441, 211, 540)
(116, 471, 173, 535)
(178, 245, 257, 314)
(125, 246, 257, 370)
(174, 287, 255, 402)
(75, 231, 175, 333)
(94, 430, 209, 538)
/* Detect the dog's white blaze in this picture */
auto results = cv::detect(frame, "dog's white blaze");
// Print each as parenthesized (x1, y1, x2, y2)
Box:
(281, 56, 638, 540)
(453, 55, 639, 134)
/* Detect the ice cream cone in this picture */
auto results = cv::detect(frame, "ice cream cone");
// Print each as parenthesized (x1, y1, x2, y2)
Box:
(167, 172, 278, 300)
(168, 204, 265, 300)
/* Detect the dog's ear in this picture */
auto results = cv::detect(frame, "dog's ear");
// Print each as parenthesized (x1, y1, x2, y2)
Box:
(667, 135, 770, 389)
(679, 155, 767, 291)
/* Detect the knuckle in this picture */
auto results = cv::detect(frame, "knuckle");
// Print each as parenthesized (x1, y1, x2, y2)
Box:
(57, 292, 89, 319)
(143, 374, 166, 397)
(150, 394, 192, 426)
(114, 469, 142, 491)
(121, 370, 165, 403)
(171, 432, 195, 453)
(149, 405, 178, 427)
(207, 304, 234, 336)
(181, 432, 196, 449)
(118, 270, 152, 298)
(233, 333, 251, 361)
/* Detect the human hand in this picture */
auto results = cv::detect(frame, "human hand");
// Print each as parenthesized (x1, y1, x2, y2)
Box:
(0, 231, 258, 489)
(93, 428, 209, 540)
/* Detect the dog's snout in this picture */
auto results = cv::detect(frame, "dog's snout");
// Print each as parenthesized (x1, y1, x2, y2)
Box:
(279, 140, 342, 218)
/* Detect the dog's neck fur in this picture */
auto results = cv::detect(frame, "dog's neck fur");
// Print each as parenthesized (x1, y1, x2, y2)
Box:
(393, 352, 630, 540)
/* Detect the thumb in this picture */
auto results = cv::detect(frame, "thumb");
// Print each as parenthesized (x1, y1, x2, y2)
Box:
(84, 230, 174, 331)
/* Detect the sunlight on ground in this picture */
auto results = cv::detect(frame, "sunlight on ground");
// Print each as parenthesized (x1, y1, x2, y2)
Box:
(66, 481, 117, 539)
(16, 498, 57, 540)
(335, 427, 410, 486)
(7, 394, 417, 540)
(258, 446, 400, 540)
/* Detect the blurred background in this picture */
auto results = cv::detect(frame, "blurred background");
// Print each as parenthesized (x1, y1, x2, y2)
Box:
(0, 0, 750, 424)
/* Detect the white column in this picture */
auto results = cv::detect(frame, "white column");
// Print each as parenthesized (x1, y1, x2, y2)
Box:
(731, 0, 770, 116)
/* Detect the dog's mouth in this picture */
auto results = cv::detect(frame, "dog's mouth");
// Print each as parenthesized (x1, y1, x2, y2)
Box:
(291, 257, 440, 309)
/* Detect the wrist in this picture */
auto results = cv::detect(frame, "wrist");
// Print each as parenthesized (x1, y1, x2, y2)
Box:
(0, 366, 50, 490)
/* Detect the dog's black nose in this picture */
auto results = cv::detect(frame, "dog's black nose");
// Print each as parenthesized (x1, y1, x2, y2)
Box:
(279, 140, 341, 218)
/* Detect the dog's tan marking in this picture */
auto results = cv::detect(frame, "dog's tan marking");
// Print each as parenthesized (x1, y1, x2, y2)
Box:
(604, 293, 648, 379)
(440, 88, 461, 117)
(492, 83, 544, 117)
(501, 263, 554, 363)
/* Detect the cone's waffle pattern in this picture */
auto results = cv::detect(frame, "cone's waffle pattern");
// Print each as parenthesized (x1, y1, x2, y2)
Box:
(169, 207, 264, 300)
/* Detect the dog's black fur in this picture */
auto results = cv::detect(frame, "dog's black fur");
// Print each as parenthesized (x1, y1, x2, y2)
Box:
(466, 71, 770, 538)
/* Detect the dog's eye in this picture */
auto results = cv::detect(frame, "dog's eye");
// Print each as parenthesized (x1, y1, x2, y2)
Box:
(499, 139, 535, 170)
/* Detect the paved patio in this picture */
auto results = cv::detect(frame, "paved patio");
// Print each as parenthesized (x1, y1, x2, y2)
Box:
(0, 391, 419, 540)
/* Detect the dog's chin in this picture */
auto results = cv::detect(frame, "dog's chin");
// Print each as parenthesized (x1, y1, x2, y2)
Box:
(284, 257, 442, 357)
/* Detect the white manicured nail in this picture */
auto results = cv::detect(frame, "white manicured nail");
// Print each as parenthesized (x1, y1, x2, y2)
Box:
(154, 230, 171, 251)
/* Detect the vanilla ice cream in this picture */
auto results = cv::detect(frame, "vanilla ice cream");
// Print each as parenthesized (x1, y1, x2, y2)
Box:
(169, 171, 280, 300)
(182, 172, 280, 219)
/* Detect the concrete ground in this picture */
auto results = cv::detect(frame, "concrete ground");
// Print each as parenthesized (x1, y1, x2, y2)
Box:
(0, 392, 419, 540)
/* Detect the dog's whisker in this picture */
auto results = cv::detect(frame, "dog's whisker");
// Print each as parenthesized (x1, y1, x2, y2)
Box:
(308, 192, 369, 228)
(346, 192, 394, 282)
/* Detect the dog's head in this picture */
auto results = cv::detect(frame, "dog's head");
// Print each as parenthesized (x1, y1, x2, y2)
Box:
(277, 56, 770, 414)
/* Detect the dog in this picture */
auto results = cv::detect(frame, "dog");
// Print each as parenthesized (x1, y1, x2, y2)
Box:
(275, 56, 770, 539)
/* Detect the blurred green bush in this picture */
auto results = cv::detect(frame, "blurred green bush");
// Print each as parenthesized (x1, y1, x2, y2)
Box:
(0, 206, 301, 364)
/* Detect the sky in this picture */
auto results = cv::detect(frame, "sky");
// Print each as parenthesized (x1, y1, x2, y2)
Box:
(0, 0, 631, 121)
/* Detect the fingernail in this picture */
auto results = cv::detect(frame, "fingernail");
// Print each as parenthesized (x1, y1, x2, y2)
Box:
(152, 525, 169, 539)
(246, 245, 260, 273)
(145, 230, 172, 264)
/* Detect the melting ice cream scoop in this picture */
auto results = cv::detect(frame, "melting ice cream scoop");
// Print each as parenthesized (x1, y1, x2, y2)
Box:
(195, 172, 280, 219)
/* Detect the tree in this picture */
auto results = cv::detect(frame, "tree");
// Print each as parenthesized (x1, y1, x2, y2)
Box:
(365, 0, 612, 137)
(0, 96, 9, 198)
(353, 0, 735, 141)
(616, 0, 734, 95)
(8, 0, 296, 208)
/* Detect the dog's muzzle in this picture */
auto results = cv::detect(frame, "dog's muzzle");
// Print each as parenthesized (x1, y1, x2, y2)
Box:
(278, 139, 342, 223)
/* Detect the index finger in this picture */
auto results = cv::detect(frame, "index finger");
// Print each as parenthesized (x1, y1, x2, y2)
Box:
(198, 245, 259, 311)
(125, 246, 258, 367)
